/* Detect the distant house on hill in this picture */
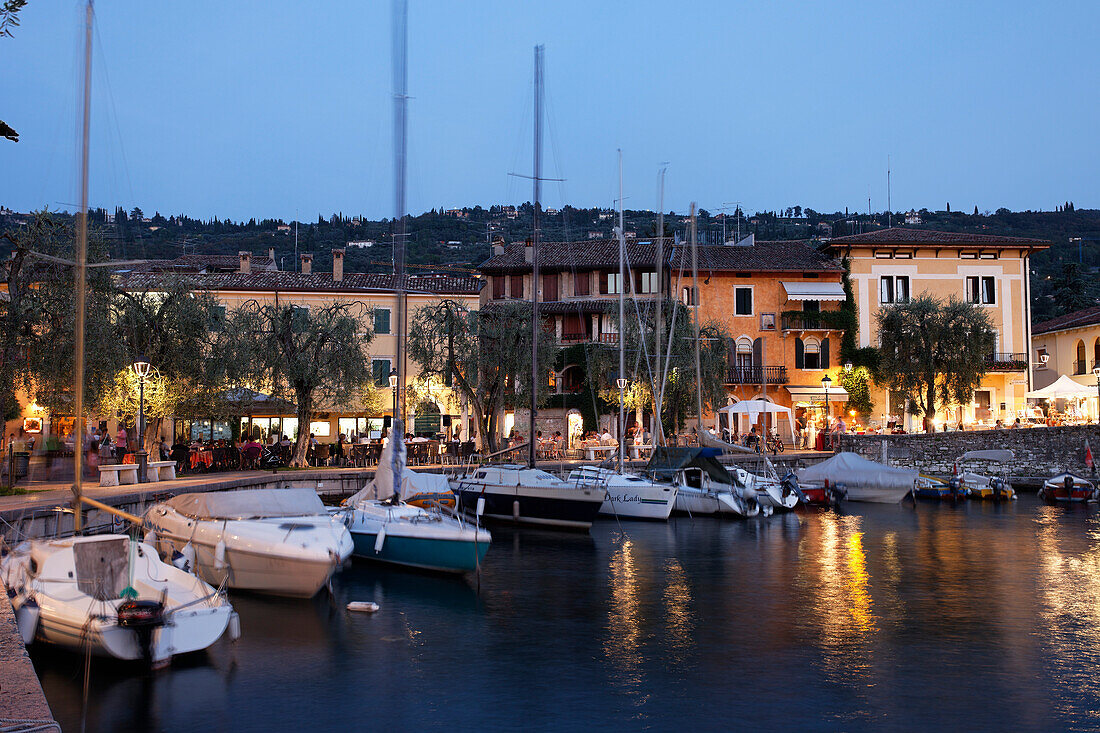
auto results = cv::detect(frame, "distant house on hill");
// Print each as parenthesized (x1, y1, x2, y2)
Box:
(347, 241, 375, 249)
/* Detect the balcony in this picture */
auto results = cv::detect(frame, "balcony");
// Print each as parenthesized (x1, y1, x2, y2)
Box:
(985, 353, 1027, 372)
(1073, 359, 1087, 376)
(725, 365, 788, 385)
(780, 310, 848, 332)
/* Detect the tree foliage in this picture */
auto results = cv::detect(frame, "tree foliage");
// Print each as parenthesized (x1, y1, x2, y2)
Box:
(407, 299, 558, 452)
(224, 300, 373, 466)
(875, 294, 995, 432)
(1051, 262, 1094, 317)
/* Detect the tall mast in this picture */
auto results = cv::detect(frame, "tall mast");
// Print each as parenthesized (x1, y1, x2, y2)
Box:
(392, 0, 408, 441)
(691, 203, 703, 436)
(528, 45, 544, 469)
(617, 150, 626, 472)
(654, 167, 666, 447)
(71, 0, 93, 532)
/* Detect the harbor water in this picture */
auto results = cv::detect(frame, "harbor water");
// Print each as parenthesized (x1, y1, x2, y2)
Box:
(32, 495, 1100, 732)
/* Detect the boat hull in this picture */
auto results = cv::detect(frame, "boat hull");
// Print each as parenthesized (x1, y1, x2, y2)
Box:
(599, 490, 676, 520)
(456, 487, 604, 529)
(348, 531, 489, 573)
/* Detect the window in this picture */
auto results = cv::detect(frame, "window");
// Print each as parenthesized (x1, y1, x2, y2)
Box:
(493, 276, 505, 300)
(372, 358, 392, 388)
(606, 273, 623, 294)
(874, 251, 893, 259)
(574, 272, 590, 296)
(640, 271, 658, 294)
(979, 252, 998, 259)
(542, 273, 559, 302)
(803, 337, 821, 370)
(682, 286, 697, 306)
(373, 308, 391, 334)
(1075, 340, 1086, 375)
(734, 287, 753, 316)
(207, 305, 226, 332)
(894, 251, 913, 259)
(802, 299, 820, 313)
(735, 337, 753, 368)
(760, 313, 776, 330)
(308, 421, 331, 437)
(960, 251, 978, 259)
(966, 276, 995, 304)
(290, 305, 310, 333)
(510, 275, 523, 299)
(879, 276, 909, 304)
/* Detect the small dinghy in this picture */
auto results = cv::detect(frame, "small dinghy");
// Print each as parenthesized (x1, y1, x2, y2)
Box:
(1, 535, 235, 665)
(336, 434, 490, 574)
(950, 450, 1016, 500)
(146, 488, 353, 598)
(914, 475, 968, 500)
(797, 452, 917, 503)
(1039, 473, 1098, 503)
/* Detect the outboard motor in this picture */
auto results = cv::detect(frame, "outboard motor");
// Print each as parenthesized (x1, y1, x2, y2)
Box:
(781, 472, 808, 503)
(116, 599, 166, 666)
(948, 476, 962, 502)
(1065, 474, 1075, 499)
(990, 477, 1008, 500)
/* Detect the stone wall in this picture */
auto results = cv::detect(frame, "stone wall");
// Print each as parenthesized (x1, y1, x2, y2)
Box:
(837, 425, 1100, 479)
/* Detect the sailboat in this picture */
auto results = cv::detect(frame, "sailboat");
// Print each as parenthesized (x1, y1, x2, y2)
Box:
(452, 45, 605, 531)
(2, 535, 236, 665)
(335, 433, 490, 573)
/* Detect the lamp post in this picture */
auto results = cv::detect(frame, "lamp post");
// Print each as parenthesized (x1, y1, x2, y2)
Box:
(132, 357, 152, 482)
(844, 362, 853, 374)
(821, 374, 832, 450)
(616, 377, 628, 470)
(1093, 366, 1100, 425)
(389, 370, 399, 433)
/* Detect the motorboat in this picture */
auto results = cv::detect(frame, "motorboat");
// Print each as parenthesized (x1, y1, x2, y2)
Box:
(1039, 473, 1098, 503)
(453, 464, 605, 530)
(645, 447, 763, 518)
(1, 535, 236, 665)
(567, 466, 677, 521)
(951, 450, 1016, 500)
(797, 452, 916, 503)
(335, 434, 491, 573)
(145, 488, 353, 598)
(914, 474, 968, 500)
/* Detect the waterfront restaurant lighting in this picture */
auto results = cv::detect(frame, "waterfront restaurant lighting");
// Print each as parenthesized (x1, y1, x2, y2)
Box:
(616, 378, 628, 390)
(821, 375, 832, 421)
(844, 362, 853, 373)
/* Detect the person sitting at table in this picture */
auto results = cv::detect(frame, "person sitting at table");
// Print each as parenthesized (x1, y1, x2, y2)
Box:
(599, 430, 616, 447)
(170, 438, 190, 473)
(551, 431, 564, 458)
(335, 433, 346, 466)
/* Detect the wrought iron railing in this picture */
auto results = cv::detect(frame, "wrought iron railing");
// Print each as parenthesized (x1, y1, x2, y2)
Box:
(725, 365, 788, 384)
(985, 352, 1027, 371)
(1073, 359, 1087, 375)
(780, 311, 848, 331)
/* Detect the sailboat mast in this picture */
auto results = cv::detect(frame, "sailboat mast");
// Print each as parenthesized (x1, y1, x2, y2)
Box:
(691, 203, 703, 436)
(528, 45, 544, 469)
(617, 151, 626, 472)
(71, 0, 93, 532)
(654, 167, 666, 447)
(392, 0, 408, 457)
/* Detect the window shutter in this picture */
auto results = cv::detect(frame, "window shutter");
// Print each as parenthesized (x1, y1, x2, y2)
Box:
(727, 337, 737, 364)
(599, 272, 608, 294)
(821, 337, 830, 369)
(752, 337, 762, 368)
(795, 338, 804, 370)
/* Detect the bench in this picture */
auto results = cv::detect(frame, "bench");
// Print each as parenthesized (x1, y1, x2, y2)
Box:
(147, 460, 177, 481)
(98, 464, 139, 487)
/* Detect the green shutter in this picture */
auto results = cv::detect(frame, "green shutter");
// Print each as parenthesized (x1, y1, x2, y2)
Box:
(374, 308, 391, 334)
(795, 338, 804, 369)
(821, 337, 830, 369)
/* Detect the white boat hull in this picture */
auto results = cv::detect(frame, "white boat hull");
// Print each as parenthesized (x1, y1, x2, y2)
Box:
(568, 468, 677, 521)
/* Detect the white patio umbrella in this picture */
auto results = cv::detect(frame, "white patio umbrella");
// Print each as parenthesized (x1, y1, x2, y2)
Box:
(717, 399, 796, 442)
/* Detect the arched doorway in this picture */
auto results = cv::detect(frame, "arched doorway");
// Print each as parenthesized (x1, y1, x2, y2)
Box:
(566, 409, 584, 450)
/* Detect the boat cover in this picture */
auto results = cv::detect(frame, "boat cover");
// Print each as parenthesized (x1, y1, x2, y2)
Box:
(344, 433, 451, 505)
(167, 488, 327, 520)
(797, 452, 918, 491)
(958, 449, 1014, 462)
(645, 446, 732, 485)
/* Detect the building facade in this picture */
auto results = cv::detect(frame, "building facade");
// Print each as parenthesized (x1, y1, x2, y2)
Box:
(1031, 305, 1100, 421)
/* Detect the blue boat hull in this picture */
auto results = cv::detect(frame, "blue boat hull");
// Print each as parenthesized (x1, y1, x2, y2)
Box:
(349, 531, 489, 574)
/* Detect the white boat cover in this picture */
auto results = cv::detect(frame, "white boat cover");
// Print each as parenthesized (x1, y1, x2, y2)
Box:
(1026, 375, 1096, 399)
(344, 434, 450, 505)
(797, 452, 918, 491)
(166, 488, 327, 520)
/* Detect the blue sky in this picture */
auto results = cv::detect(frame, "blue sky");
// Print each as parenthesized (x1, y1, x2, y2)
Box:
(2, 1, 1097, 221)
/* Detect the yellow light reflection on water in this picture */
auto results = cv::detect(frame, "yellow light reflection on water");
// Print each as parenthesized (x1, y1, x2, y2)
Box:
(605, 538, 644, 696)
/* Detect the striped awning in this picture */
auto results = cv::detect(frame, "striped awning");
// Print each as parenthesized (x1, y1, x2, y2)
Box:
(786, 385, 850, 403)
(781, 281, 846, 301)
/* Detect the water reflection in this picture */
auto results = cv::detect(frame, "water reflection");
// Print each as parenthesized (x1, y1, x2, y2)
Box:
(605, 538, 645, 704)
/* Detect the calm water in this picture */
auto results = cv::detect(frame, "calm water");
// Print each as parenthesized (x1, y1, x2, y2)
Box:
(33, 496, 1100, 732)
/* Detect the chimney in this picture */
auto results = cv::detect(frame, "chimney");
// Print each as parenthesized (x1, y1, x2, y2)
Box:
(300, 253, 312, 275)
(332, 248, 345, 282)
(268, 247, 275, 266)
(238, 251, 251, 274)
(524, 238, 533, 264)
(492, 235, 505, 256)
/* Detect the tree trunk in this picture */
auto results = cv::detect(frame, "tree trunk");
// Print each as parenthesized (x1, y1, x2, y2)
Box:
(291, 392, 312, 467)
(142, 417, 163, 457)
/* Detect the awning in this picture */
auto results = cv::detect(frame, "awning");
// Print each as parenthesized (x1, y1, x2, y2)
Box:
(786, 385, 850, 403)
(781, 281, 846, 301)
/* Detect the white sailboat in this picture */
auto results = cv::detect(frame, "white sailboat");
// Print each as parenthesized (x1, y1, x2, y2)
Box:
(1, 535, 236, 665)
(145, 488, 353, 598)
(568, 466, 677, 521)
(335, 434, 490, 573)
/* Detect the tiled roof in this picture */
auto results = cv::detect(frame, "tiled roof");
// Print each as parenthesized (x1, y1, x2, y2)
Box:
(484, 299, 615, 315)
(479, 239, 663, 272)
(171, 254, 278, 271)
(1033, 305, 1100, 335)
(115, 270, 482, 295)
(668, 240, 843, 273)
(826, 227, 1048, 247)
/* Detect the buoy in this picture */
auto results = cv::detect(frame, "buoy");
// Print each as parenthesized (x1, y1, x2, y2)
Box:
(476, 496, 486, 517)
(347, 601, 380, 613)
(214, 540, 228, 571)
(512, 500, 520, 520)
(374, 525, 386, 553)
(228, 611, 241, 641)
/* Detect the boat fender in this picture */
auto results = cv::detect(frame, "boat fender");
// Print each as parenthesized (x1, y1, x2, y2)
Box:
(476, 497, 486, 517)
(347, 601, 380, 613)
(214, 540, 228, 571)
(228, 611, 241, 642)
(15, 598, 40, 645)
(178, 542, 197, 573)
(512, 500, 520, 521)
(143, 530, 157, 548)
(170, 549, 191, 573)
(374, 525, 386, 554)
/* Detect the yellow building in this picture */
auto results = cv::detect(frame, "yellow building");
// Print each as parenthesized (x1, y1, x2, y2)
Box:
(824, 228, 1048, 429)
(115, 250, 482, 444)
(1031, 305, 1100, 420)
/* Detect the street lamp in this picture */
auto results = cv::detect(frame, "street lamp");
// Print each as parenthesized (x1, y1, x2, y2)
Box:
(132, 357, 152, 482)
(616, 377, 628, 469)
(389, 370, 399, 430)
(821, 375, 832, 451)
(1093, 366, 1100, 425)
(844, 362, 853, 374)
